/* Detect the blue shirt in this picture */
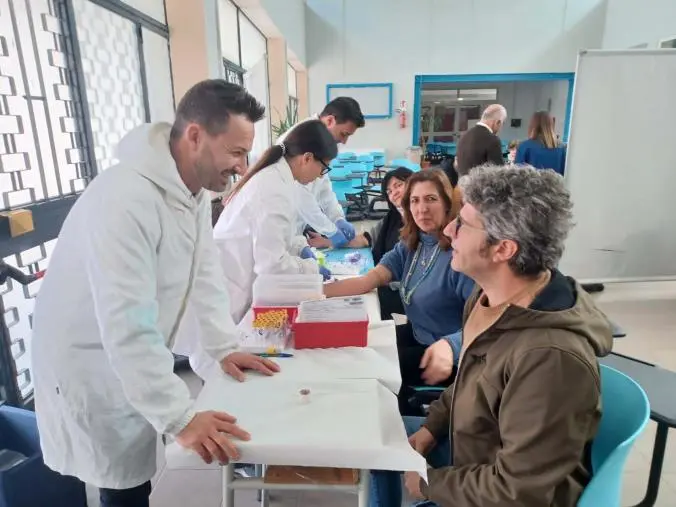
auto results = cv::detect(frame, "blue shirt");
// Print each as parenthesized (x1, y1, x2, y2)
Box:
(379, 233, 474, 354)
(515, 139, 567, 176)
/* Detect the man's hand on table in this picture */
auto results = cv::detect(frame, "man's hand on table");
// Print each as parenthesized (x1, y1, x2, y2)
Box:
(408, 426, 437, 456)
(420, 339, 454, 385)
(221, 351, 281, 382)
(176, 411, 250, 465)
(404, 471, 425, 500)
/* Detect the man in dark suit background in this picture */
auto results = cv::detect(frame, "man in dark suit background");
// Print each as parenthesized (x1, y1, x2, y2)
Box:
(455, 104, 507, 176)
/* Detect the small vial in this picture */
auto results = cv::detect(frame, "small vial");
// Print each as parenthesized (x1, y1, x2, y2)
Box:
(299, 388, 310, 404)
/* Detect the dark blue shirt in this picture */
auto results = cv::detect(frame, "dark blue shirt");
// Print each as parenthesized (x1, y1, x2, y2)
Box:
(379, 233, 474, 348)
(515, 139, 567, 176)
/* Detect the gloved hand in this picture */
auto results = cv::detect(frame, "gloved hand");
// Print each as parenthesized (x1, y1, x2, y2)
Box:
(335, 219, 356, 241)
(319, 265, 332, 281)
(327, 229, 349, 248)
(300, 246, 316, 260)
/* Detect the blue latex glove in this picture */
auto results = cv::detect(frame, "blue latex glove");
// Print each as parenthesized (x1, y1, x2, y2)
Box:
(328, 229, 349, 248)
(300, 246, 316, 260)
(319, 265, 332, 281)
(335, 219, 356, 241)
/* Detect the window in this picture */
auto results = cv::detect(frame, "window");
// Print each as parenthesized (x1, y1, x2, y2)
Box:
(217, 0, 269, 164)
(420, 88, 496, 143)
(223, 58, 244, 86)
(287, 63, 298, 116)
(0, 0, 172, 408)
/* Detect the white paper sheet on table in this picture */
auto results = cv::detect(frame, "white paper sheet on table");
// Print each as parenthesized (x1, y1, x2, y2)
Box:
(165, 378, 427, 481)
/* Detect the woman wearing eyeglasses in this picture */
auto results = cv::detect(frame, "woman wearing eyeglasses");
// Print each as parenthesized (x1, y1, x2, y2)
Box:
(324, 170, 474, 415)
(211, 119, 337, 325)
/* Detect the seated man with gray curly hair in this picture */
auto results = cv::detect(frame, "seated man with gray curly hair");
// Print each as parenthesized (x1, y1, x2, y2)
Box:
(371, 164, 613, 507)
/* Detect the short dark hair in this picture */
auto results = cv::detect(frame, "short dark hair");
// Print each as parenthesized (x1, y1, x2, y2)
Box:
(170, 80, 266, 140)
(320, 97, 365, 128)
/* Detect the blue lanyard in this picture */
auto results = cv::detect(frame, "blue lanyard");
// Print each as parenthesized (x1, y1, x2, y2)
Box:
(400, 242, 440, 305)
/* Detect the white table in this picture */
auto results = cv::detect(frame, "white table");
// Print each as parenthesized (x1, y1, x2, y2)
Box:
(165, 292, 426, 506)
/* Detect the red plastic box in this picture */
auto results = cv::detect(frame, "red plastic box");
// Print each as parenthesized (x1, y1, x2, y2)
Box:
(293, 319, 368, 349)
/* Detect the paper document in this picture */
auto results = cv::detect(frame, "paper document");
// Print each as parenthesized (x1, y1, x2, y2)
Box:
(165, 378, 427, 481)
(297, 296, 368, 323)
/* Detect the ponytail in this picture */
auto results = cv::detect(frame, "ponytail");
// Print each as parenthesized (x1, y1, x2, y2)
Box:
(225, 119, 337, 204)
(225, 144, 284, 204)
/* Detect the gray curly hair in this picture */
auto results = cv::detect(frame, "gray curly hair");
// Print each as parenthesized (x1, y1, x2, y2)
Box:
(459, 164, 574, 276)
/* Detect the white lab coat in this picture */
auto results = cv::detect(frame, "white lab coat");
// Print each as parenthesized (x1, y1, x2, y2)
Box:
(31, 123, 239, 489)
(277, 116, 345, 236)
(176, 158, 318, 380)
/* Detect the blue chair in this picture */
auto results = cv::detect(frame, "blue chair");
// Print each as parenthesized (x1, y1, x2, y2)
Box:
(0, 404, 87, 507)
(337, 152, 356, 162)
(412, 364, 649, 507)
(357, 154, 375, 172)
(577, 364, 650, 506)
(371, 151, 386, 167)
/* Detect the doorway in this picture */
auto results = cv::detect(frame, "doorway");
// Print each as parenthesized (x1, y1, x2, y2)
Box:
(412, 73, 575, 150)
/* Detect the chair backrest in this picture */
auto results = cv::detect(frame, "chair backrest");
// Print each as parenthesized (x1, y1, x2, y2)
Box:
(329, 163, 352, 179)
(577, 364, 650, 507)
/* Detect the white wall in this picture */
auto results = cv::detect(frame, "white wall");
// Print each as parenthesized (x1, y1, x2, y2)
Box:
(305, 0, 607, 157)
(498, 81, 569, 142)
(260, 0, 306, 65)
(602, 0, 676, 48)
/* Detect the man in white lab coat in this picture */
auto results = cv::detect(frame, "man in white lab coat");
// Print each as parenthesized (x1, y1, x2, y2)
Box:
(279, 97, 366, 246)
(31, 80, 279, 507)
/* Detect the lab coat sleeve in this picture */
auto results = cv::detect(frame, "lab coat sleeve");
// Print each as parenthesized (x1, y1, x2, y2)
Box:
(295, 182, 338, 236)
(191, 200, 239, 363)
(314, 175, 345, 223)
(253, 188, 319, 275)
(289, 234, 310, 256)
(84, 198, 195, 437)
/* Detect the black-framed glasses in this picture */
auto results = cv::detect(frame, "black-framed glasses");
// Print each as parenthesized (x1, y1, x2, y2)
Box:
(318, 158, 332, 176)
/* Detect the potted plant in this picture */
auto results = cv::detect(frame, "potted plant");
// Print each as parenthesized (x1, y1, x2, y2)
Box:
(271, 103, 299, 139)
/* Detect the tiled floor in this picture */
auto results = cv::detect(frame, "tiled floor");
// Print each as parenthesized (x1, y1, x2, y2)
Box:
(87, 281, 676, 507)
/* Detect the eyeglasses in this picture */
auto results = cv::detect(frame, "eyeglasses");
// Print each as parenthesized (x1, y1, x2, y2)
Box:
(453, 214, 485, 235)
(318, 158, 332, 176)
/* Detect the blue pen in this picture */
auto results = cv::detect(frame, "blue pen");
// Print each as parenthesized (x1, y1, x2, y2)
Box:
(255, 352, 294, 358)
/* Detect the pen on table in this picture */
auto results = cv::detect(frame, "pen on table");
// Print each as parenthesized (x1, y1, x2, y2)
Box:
(255, 352, 294, 358)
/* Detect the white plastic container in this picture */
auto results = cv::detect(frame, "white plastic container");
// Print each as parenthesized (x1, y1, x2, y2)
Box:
(252, 273, 324, 307)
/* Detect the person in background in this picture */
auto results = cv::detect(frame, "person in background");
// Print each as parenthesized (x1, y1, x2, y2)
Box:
(507, 139, 519, 163)
(324, 170, 474, 415)
(455, 104, 507, 176)
(308, 167, 414, 319)
(31, 80, 280, 507)
(278, 97, 366, 247)
(373, 165, 612, 507)
(178, 120, 338, 382)
(516, 110, 567, 175)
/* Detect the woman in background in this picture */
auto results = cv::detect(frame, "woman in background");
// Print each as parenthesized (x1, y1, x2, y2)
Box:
(308, 167, 414, 319)
(324, 170, 474, 415)
(515, 110, 567, 175)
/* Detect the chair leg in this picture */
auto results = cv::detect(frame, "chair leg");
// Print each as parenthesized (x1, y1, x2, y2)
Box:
(632, 422, 669, 507)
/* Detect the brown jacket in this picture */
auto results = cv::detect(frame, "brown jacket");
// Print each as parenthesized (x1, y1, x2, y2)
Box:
(456, 124, 504, 176)
(421, 270, 613, 507)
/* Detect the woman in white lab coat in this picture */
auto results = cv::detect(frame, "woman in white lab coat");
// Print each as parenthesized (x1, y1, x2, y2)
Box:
(214, 119, 338, 324)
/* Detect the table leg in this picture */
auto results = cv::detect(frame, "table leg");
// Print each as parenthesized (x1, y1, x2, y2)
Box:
(633, 423, 669, 507)
(258, 464, 269, 507)
(222, 463, 235, 507)
(357, 469, 370, 507)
